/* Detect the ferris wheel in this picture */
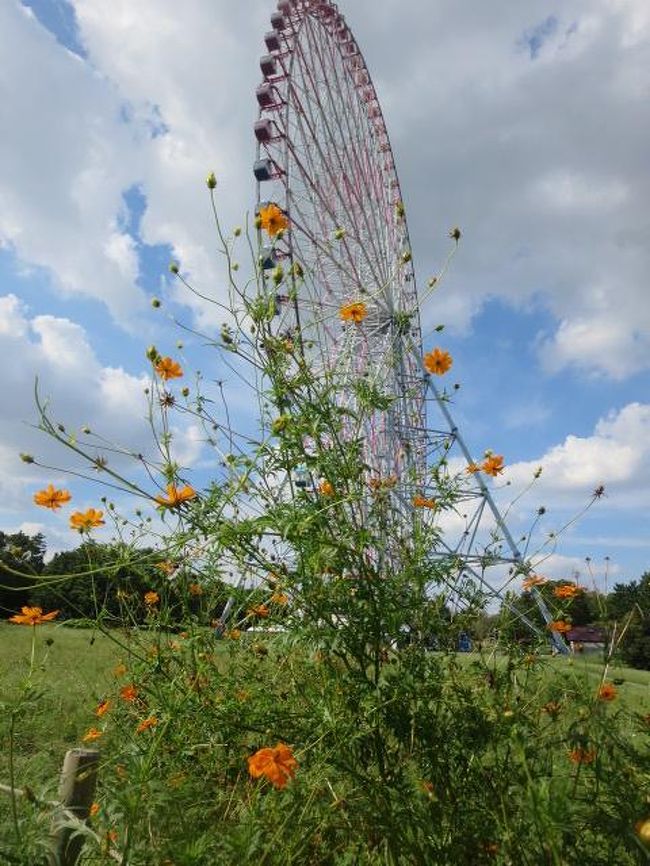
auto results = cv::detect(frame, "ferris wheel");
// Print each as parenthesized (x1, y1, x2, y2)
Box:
(253, 0, 426, 490)
(251, 0, 568, 652)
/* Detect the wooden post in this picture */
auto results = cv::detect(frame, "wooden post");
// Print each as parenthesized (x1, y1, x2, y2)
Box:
(49, 749, 99, 866)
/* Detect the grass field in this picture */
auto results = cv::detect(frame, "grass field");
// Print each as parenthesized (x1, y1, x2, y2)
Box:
(1, 624, 648, 860)
(0, 622, 123, 854)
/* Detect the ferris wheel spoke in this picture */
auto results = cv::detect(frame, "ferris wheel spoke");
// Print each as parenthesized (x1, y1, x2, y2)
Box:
(286, 97, 383, 294)
(297, 19, 391, 276)
(286, 46, 387, 291)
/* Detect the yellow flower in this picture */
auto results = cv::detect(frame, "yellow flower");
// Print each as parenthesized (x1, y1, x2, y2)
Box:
(423, 348, 452, 375)
(82, 727, 103, 743)
(247, 743, 298, 790)
(553, 583, 581, 599)
(522, 574, 547, 591)
(482, 454, 505, 477)
(69, 508, 105, 532)
(548, 620, 571, 634)
(318, 480, 334, 497)
(339, 301, 367, 324)
(95, 699, 112, 718)
(597, 682, 618, 702)
(136, 715, 158, 734)
(144, 590, 160, 607)
(413, 494, 437, 510)
(258, 203, 289, 237)
(568, 747, 596, 765)
(119, 684, 138, 702)
(9, 606, 59, 626)
(155, 483, 197, 508)
(635, 818, 650, 845)
(33, 484, 71, 510)
(154, 356, 183, 380)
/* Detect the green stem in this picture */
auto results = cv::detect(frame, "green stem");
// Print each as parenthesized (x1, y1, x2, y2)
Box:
(8, 711, 21, 846)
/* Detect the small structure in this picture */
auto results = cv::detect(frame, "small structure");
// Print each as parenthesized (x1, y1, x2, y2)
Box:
(566, 626, 606, 654)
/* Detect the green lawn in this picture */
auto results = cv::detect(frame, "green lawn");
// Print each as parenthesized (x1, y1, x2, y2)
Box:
(1, 626, 648, 861)
(0, 622, 123, 849)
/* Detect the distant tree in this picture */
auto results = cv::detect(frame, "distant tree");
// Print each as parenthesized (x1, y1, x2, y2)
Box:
(606, 572, 650, 670)
(29, 541, 232, 627)
(0, 531, 46, 616)
(497, 580, 604, 645)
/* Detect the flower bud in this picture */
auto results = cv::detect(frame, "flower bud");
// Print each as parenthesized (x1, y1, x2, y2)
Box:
(206, 172, 217, 190)
(19, 453, 34, 464)
(181, 387, 190, 397)
(334, 227, 345, 240)
(151, 297, 161, 309)
(169, 262, 180, 275)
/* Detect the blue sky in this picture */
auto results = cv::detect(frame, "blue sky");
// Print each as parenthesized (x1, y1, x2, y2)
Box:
(1, 0, 648, 590)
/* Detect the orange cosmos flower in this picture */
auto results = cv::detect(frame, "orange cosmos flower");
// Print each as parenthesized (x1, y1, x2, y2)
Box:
(144, 590, 159, 607)
(258, 203, 289, 237)
(247, 742, 298, 790)
(227, 629, 242, 640)
(95, 699, 112, 718)
(136, 716, 158, 734)
(482, 455, 505, 477)
(522, 574, 547, 591)
(188, 582, 203, 596)
(154, 356, 183, 380)
(423, 348, 452, 375)
(568, 747, 596, 765)
(9, 606, 59, 626)
(271, 592, 289, 606)
(69, 509, 105, 532)
(466, 463, 481, 474)
(553, 583, 581, 599)
(113, 663, 127, 678)
(156, 560, 177, 575)
(120, 684, 138, 702)
(33, 484, 71, 510)
(82, 727, 103, 743)
(89, 802, 100, 818)
(598, 682, 618, 702)
(339, 301, 367, 324)
(155, 483, 197, 507)
(548, 620, 571, 634)
(413, 494, 437, 509)
(318, 480, 334, 497)
(248, 603, 270, 619)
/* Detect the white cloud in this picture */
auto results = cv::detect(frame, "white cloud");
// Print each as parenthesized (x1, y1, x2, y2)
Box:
(2, 0, 647, 377)
(503, 402, 650, 503)
(0, 2, 150, 327)
(0, 295, 206, 525)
